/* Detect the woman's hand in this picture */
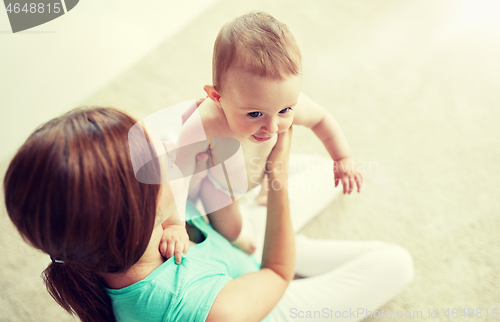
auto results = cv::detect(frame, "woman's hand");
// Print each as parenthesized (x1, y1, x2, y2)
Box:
(266, 126, 293, 176)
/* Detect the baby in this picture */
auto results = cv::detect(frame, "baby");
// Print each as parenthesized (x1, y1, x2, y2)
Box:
(160, 11, 363, 259)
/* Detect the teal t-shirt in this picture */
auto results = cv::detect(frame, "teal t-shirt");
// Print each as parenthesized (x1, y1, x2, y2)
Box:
(107, 201, 270, 322)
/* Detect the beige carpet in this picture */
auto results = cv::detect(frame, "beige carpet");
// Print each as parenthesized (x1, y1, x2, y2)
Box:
(1, 0, 499, 320)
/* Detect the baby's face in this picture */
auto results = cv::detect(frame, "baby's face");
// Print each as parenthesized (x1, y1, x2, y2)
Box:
(219, 69, 301, 143)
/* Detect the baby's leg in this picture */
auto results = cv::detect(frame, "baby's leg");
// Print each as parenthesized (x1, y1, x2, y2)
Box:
(200, 177, 241, 241)
(200, 178, 256, 254)
(254, 174, 269, 206)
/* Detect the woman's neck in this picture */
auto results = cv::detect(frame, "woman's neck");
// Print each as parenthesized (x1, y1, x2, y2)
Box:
(103, 224, 165, 289)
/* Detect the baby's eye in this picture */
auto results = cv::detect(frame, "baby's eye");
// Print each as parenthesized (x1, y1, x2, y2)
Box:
(248, 112, 263, 118)
(279, 107, 292, 114)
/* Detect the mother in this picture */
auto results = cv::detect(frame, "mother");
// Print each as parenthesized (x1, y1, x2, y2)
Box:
(4, 106, 295, 322)
(4, 107, 413, 322)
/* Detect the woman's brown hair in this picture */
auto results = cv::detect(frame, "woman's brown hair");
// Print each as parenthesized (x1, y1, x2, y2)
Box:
(3, 107, 161, 321)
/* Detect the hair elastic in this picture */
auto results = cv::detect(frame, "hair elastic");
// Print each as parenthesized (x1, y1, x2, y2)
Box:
(50, 256, 65, 264)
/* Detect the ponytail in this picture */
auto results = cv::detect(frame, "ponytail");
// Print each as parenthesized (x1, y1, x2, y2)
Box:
(43, 262, 116, 322)
(4, 107, 161, 322)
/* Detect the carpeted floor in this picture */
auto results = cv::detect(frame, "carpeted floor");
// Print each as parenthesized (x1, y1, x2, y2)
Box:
(1, 0, 499, 321)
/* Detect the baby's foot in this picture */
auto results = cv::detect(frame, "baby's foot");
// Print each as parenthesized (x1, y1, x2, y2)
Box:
(231, 235, 257, 255)
(254, 180, 269, 206)
(254, 193, 268, 206)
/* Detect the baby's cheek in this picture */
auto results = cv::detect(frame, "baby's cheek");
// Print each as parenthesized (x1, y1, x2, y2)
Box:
(241, 123, 259, 135)
(278, 116, 294, 133)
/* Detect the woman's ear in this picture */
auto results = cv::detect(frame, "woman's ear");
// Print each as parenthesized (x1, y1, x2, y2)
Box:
(204, 85, 222, 107)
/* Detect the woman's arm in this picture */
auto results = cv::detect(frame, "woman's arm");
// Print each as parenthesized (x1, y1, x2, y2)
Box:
(206, 127, 295, 322)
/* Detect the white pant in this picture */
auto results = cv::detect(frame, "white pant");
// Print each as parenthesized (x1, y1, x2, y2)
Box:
(236, 154, 414, 322)
(270, 236, 414, 322)
(240, 213, 414, 322)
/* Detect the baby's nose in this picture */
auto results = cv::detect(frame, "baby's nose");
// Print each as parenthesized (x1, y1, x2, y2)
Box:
(262, 120, 278, 134)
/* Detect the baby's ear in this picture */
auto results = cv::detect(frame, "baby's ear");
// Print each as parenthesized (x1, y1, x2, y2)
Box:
(204, 85, 222, 107)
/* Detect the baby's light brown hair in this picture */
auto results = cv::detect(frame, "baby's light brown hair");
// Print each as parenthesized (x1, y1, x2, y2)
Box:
(212, 11, 302, 93)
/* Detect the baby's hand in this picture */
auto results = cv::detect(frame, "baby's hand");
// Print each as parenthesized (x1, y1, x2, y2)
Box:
(334, 156, 364, 194)
(159, 223, 189, 264)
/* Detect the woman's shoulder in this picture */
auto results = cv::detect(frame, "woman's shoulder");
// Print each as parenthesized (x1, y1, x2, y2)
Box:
(108, 202, 262, 321)
(108, 254, 233, 322)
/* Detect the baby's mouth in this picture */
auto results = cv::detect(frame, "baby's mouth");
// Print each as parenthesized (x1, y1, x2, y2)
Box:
(252, 135, 273, 142)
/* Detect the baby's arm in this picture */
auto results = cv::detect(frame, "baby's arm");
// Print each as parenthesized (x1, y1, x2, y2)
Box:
(158, 101, 210, 263)
(159, 148, 211, 264)
(293, 92, 363, 194)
